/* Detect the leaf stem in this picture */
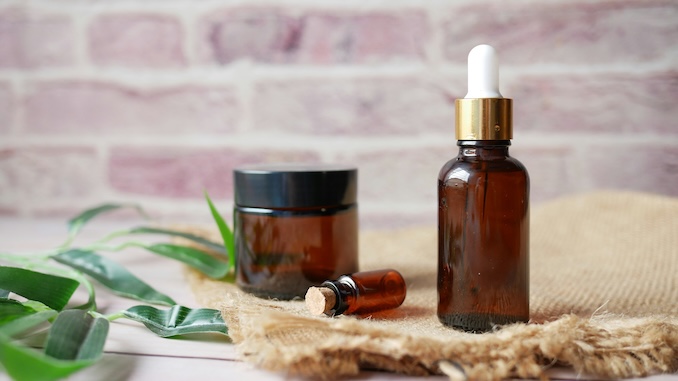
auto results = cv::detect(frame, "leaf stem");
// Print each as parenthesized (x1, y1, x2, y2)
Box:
(73, 274, 97, 311)
(83, 241, 147, 252)
(0, 252, 34, 265)
(0, 250, 57, 263)
(89, 228, 134, 246)
(57, 233, 77, 252)
(103, 311, 126, 321)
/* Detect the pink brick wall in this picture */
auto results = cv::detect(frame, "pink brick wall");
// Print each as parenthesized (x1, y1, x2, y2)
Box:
(1, 1, 677, 227)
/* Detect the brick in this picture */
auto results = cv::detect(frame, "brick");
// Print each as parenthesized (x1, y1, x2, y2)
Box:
(511, 145, 575, 202)
(0, 8, 75, 68)
(583, 144, 678, 196)
(0, 147, 100, 207)
(108, 147, 320, 199)
(344, 144, 573, 211)
(339, 146, 450, 206)
(89, 13, 185, 68)
(253, 78, 455, 134)
(200, 8, 428, 64)
(199, 8, 298, 65)
(0, 207, 17, 216)
(0, 83, 11, 133)
(443, 1, 678, 65)
(298, 11, 428, 64)
(24, 81, 240, 134)
(506, 72, 678, 134)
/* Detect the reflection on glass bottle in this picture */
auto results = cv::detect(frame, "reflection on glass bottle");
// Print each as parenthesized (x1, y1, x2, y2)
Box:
(438, 141, 529, 332)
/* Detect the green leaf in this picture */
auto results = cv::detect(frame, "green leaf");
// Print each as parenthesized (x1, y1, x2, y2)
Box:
(0, 267, 79, 311)
(122, 305, 228, 338)
(0, 290, 8, 299)
(144, 243, 229, 279)
(0, 334, 94, 381)
(0, 299, 35, 325)
(67, 203, 146, 237)
(128, 227, 227, 256)
(204, 192, 235, 269)
(44, 310, 109, 361)
(0, 300, 57, 338)
(52, 249, 176, 306)
(2, 311, 56, 339)
(22, 301, 54, 314)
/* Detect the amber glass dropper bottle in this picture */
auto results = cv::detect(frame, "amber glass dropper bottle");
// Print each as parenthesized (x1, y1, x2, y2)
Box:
(305, 269, 406, 316)
(438, 44, 529, 333)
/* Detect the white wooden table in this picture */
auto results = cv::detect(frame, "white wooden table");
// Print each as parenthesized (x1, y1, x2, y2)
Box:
(0, 218, 675, 381)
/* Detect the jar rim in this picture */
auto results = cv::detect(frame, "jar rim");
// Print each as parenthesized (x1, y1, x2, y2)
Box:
(234, 163, 357, 209)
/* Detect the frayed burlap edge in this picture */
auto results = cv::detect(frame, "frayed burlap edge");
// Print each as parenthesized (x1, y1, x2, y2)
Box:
(221, 295, 678, 381)
(184, 266, 678, 381)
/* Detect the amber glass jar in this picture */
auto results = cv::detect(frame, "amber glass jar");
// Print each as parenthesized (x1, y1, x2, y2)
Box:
(234, 165, 359, 300)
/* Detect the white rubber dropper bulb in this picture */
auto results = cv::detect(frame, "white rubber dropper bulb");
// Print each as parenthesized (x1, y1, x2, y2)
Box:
(464, 44, 503, 99)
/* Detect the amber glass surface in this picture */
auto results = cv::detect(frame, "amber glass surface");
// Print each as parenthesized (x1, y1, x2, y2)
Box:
(329, 269, 406, 315)
(437, 140, 529, 332)
(235, 206, 358, 300)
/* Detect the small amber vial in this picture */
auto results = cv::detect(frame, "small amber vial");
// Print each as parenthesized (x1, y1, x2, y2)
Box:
(305, 269, 407, 316)
(234, 164, 359, 300)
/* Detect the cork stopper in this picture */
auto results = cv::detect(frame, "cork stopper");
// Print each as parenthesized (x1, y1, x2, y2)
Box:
(305, 287, 337, 316)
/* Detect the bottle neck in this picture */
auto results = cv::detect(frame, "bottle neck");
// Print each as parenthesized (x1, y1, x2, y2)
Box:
(457, 140, 510, 160)
(322, 276, 357, 315)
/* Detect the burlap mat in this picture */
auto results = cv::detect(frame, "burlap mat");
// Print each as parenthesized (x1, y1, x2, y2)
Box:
(185, 191, 678, 380)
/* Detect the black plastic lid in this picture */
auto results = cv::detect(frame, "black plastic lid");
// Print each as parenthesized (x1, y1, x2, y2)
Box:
(234, 164, 357, 209)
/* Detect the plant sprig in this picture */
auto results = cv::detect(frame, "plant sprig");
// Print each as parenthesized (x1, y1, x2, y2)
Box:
(0, 194, 234, 381)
